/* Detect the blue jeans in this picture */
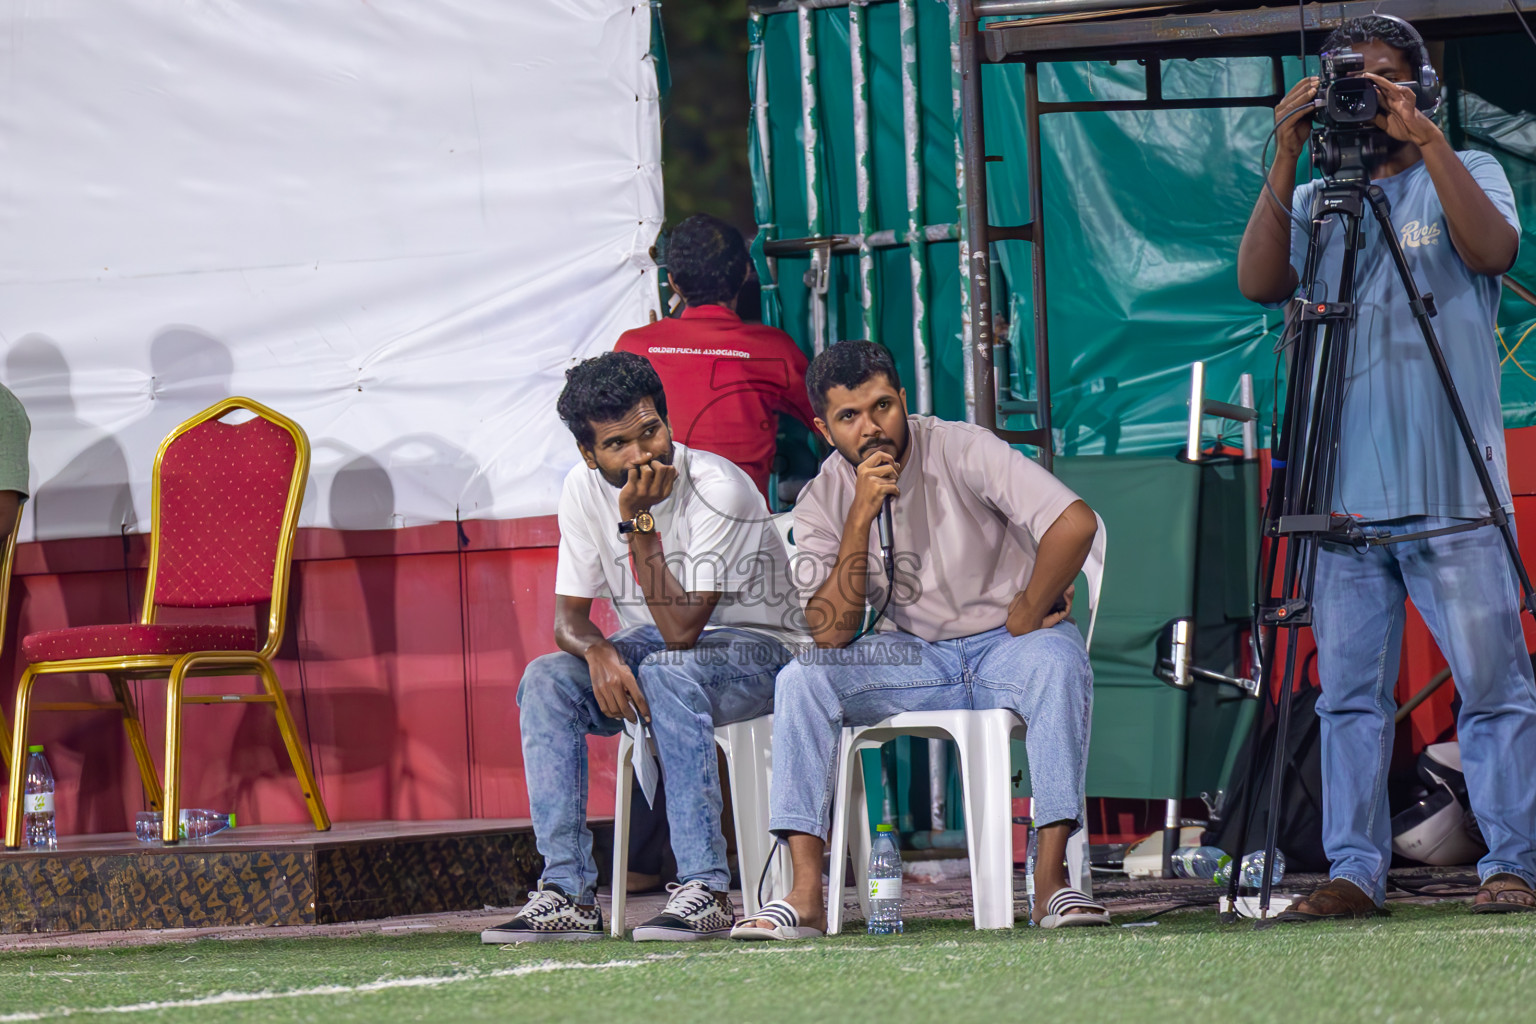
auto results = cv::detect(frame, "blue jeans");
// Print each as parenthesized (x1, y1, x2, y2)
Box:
(518, 625, 787, 900)
(769, 621, 1093, 840)
(1313, 516, 1536, 903)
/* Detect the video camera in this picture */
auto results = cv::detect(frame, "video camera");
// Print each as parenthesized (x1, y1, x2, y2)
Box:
(1316, 50, 1378, 126)
(1310, 49, 1387, 183)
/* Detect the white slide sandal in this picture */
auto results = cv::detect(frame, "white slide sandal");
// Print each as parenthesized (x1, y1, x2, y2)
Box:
(729, 899, 824, 941)
(1039, 887, 1112, 929)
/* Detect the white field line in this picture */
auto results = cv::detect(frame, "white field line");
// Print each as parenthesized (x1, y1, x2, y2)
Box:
(0, 944, 903, 1021)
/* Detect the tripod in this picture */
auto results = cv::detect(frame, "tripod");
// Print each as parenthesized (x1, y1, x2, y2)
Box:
(1225, 147, 1536, 922)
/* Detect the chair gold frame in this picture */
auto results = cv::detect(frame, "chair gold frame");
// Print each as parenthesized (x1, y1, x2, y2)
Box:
(0, 503, 26, 771)
(4, 397, 329, 846)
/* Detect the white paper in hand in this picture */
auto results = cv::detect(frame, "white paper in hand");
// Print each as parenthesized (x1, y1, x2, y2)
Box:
(626, 710, 660, 808)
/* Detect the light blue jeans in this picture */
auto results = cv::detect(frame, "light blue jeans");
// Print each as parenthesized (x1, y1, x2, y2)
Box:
(1313, 515, 1536, 904)
(518, 625, 788, 900)
(768, 621, 1093, 840)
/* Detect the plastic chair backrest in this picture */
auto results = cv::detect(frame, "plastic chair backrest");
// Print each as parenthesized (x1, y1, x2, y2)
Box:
(769, 509, 796, 558)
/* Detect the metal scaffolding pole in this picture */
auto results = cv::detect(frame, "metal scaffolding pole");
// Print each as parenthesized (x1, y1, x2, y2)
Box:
(899, 0, 932, 414)
(1023, 61, 1053, 469)
(950, 0, 975, 424)
(850, 0, 878, 345)
(798, 2, 830, 355)
(958, 0, 1041, 454)
(748, 10, 780, 311)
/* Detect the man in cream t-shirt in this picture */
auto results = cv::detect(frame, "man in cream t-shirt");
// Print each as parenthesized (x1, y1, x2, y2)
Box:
(483, 352, 802, 945)
(734, 341, 1106, 940)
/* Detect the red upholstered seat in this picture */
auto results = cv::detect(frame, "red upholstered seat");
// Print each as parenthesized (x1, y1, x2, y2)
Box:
(21, 623, 260, 664)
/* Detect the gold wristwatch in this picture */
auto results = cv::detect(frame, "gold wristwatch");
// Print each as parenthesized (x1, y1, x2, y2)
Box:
(617, 510, 657, 537)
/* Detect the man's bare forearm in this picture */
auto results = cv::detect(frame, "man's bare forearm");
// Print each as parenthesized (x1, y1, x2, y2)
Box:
(1238, 156, 1302, 304)
(1013, 501, 1097, 627)
(554, 597, 611, 661)
(628, 532, 717, 649)
(1420, 136, 1519, 275)
(807, 508, 878, 649)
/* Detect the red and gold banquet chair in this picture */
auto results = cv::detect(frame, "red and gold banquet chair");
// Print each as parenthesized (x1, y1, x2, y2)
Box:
(4, 397, 329, 845)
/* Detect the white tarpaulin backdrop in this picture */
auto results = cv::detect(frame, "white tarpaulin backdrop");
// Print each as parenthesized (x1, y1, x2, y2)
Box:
(0, 0, 662, 539)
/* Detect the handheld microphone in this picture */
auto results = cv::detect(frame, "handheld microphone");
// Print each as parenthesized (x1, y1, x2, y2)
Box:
(878, 496, 895, 580)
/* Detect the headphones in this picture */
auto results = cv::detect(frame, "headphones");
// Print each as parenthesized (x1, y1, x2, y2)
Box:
(1370, 13, 1443, 116)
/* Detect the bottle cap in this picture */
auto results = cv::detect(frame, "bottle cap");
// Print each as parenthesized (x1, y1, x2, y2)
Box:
(876, 823, 894, 833)
(26, 745, 43, 754)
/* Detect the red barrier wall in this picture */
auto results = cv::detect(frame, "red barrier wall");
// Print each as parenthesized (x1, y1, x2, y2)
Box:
(0, 517, 620, 836)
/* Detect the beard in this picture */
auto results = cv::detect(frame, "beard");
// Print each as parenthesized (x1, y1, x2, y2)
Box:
(601, 445, 675, 489)
(839, 431, 904, 467)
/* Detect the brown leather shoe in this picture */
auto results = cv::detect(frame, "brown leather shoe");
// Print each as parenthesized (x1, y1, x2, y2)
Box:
(1274, 878, 1386, 923)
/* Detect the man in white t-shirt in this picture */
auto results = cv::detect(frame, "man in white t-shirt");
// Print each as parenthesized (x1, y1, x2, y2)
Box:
(482, 351, 802, 945)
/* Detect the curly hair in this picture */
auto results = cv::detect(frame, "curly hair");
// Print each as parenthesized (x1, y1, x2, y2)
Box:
(805, 340, 903, 418)
(665, 214, 750, 308)
(1320, 15, 1426, 69)
(556, 351, 668, 449)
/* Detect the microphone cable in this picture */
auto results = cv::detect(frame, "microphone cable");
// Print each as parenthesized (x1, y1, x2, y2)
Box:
(849, 497, 897, 645)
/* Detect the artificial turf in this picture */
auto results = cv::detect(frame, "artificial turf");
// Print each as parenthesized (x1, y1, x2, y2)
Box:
(0, 903, 1530, 1023)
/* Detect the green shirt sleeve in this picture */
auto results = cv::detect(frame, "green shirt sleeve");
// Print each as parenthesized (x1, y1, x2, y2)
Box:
(0, 384, 32, 498)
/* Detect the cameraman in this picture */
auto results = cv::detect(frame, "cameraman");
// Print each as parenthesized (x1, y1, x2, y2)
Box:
(1238, 16, 1536, 920)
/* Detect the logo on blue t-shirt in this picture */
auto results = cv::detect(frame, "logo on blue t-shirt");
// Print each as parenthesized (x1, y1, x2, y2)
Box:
(1399, 219, 1443, 248)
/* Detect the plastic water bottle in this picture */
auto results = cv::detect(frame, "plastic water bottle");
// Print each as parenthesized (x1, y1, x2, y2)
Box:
(867, 823, 904, 935)
(178, 809, 236, 841)
(23, 745, 57, 850)
(1170, 845, 1230, 881)
(1022, 818, 1038, 926)
(1214, 849, 1286, 889)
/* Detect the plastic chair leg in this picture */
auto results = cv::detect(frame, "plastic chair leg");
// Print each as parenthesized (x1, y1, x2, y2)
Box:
(825, 728, 860, 936)
(965, 711, 1018, 930)
(609, 733, 635, 938)
(719, 718, 774, 918)
(1067, 819, 1091, 897)
(752, 716, 792, 904)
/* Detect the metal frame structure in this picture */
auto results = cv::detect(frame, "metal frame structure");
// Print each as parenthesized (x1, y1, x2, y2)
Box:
(750, 0, 1529, 468)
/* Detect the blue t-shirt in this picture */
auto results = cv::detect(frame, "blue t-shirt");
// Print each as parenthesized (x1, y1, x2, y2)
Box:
(1286, 151, 1520, 521)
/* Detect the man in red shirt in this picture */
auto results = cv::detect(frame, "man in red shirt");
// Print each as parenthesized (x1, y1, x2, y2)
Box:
(616, 214, 815, 502)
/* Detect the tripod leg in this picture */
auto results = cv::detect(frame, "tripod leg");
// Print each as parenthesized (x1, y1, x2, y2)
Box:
(1222, 621, 1280, 918)
(1365, 185, 1536, 616)
(1257, 626, 1304, 917)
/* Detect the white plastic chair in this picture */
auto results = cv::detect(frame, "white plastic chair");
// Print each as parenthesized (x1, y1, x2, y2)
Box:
(610, 715, 787, 936)
(608, 511, 798, 937)
(826, 512, 1107, 932)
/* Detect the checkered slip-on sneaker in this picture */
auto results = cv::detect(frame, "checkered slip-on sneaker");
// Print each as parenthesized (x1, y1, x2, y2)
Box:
(631, 880, 736, 941)
(480, 884, 604, 943)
